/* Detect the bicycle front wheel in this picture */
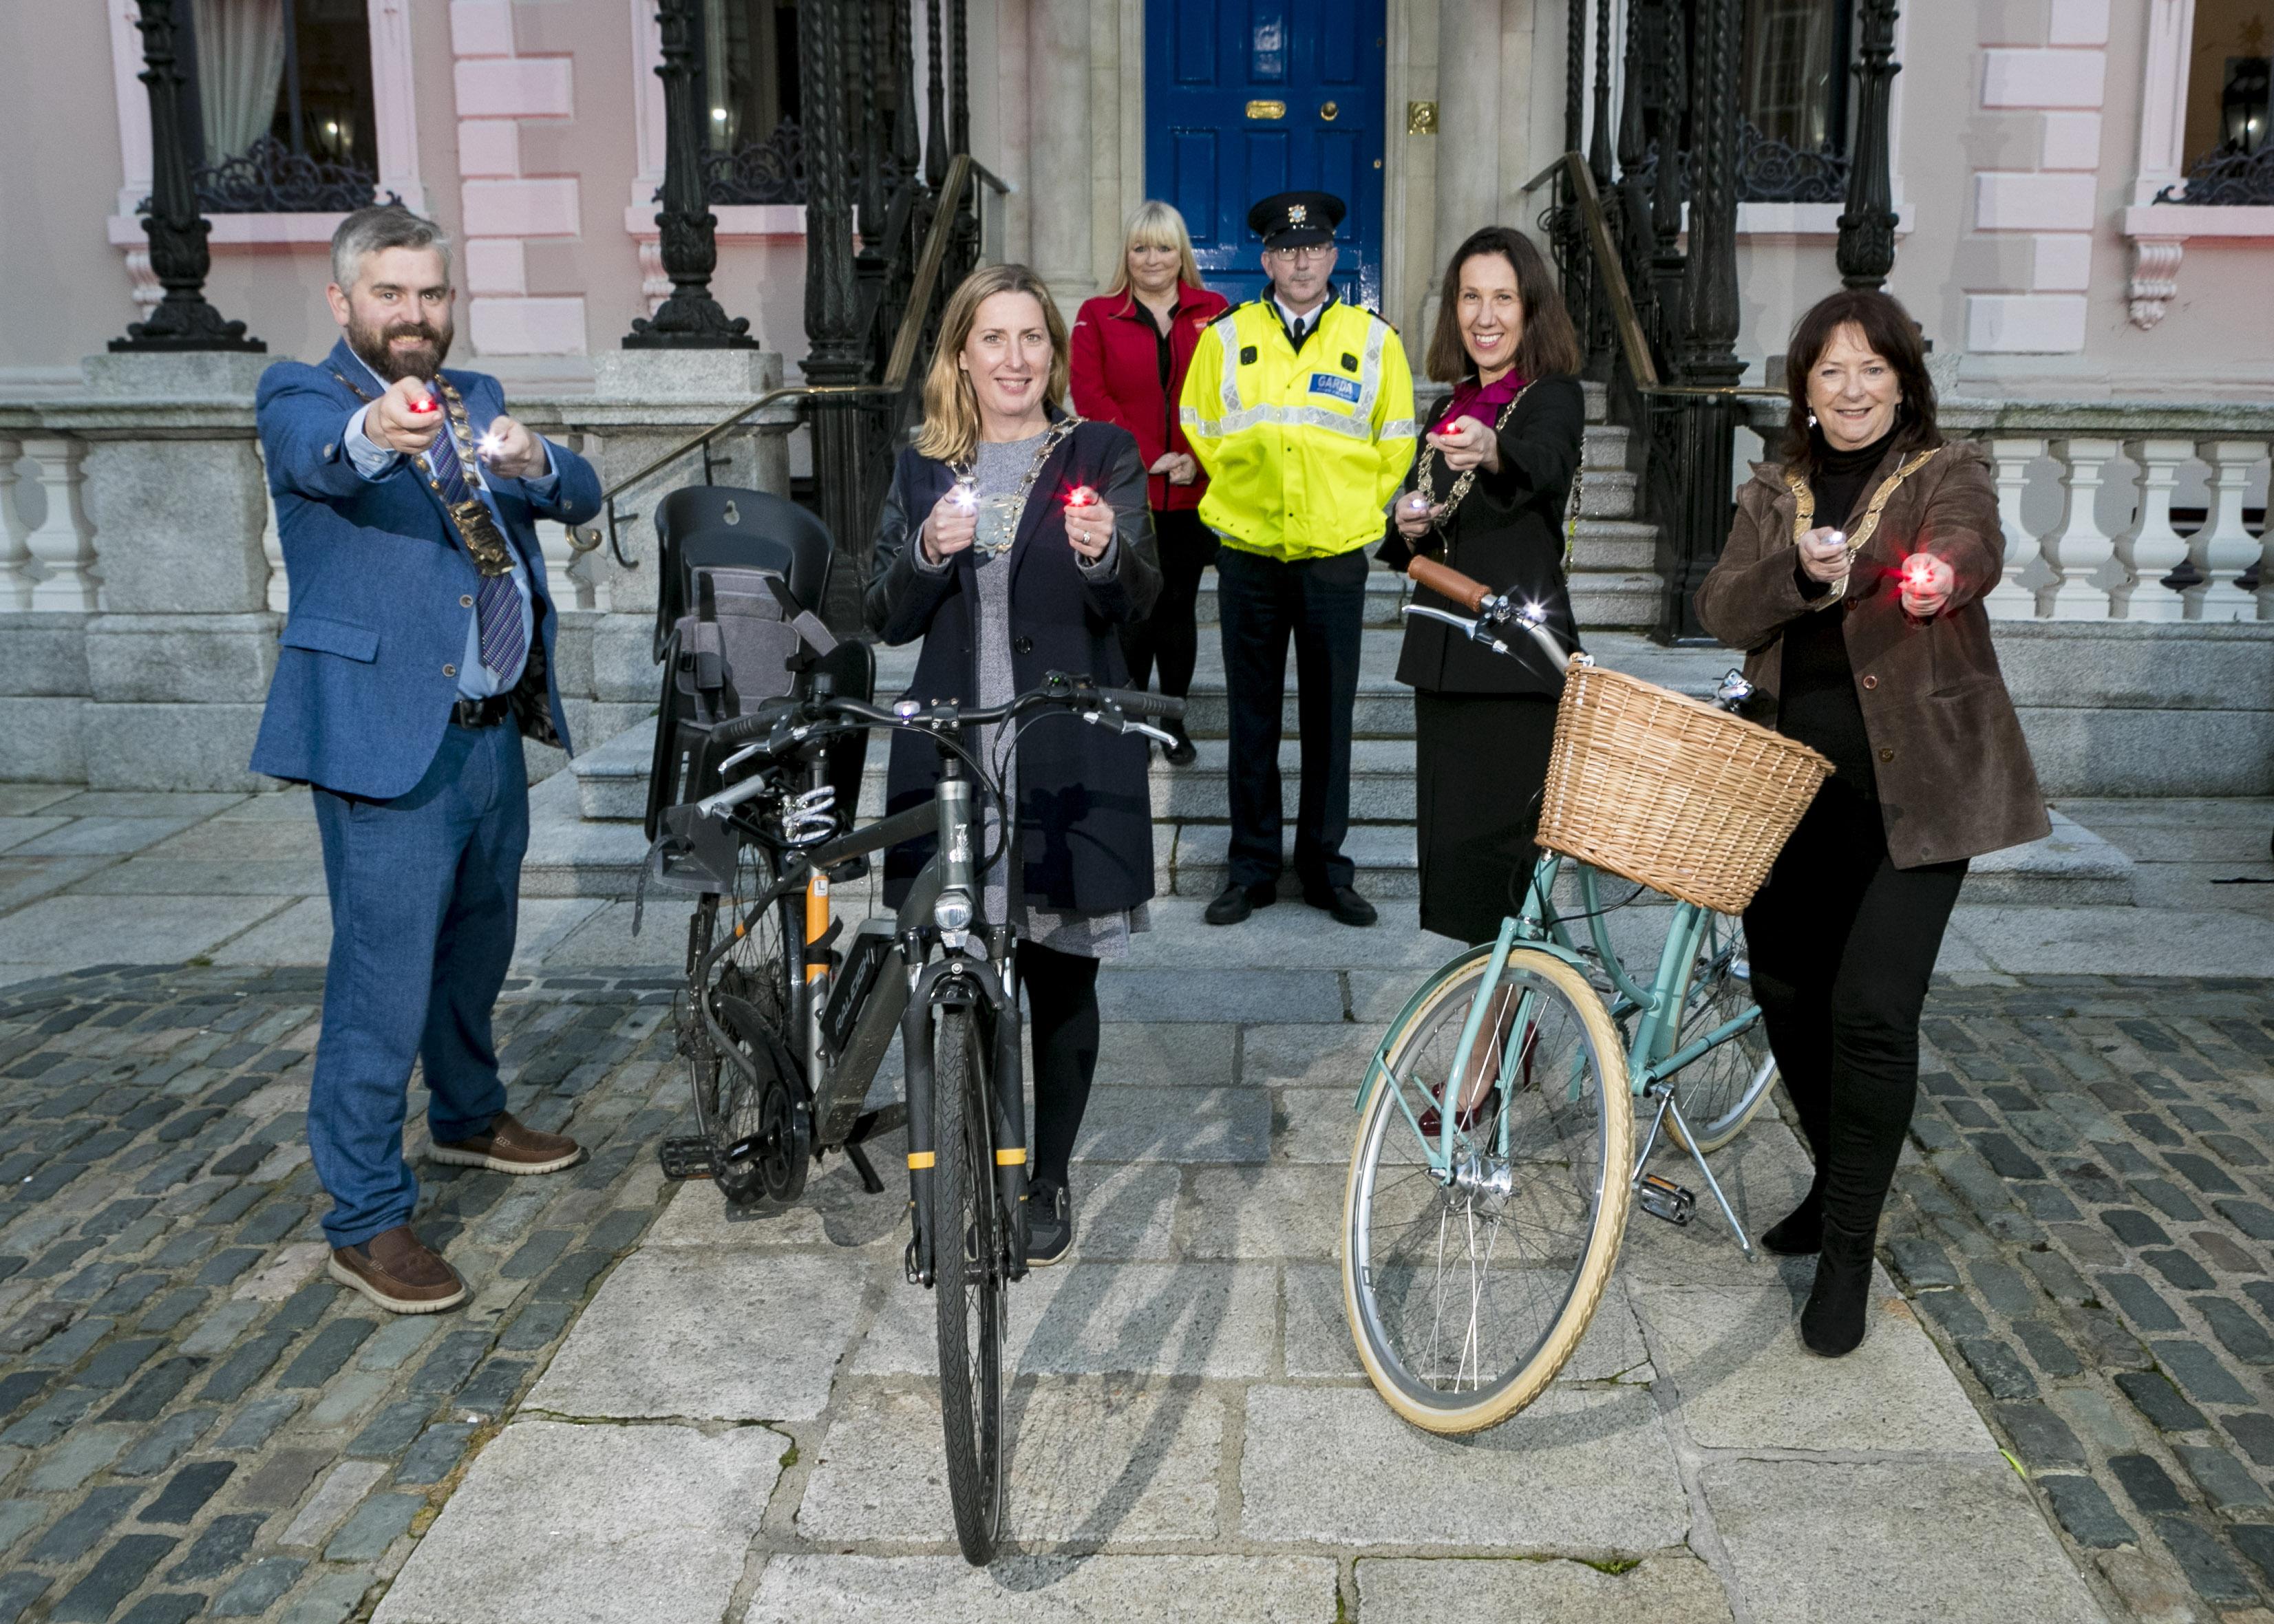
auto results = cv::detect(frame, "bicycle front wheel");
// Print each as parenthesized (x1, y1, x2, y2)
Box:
(1664, 913, 1779, 1155)
(931, 1005, 1007, 1564)
(1343, 946, 1633, 1435)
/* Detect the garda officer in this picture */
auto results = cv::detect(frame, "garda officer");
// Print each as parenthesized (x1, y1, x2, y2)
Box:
(1180, 191, 1416, 928)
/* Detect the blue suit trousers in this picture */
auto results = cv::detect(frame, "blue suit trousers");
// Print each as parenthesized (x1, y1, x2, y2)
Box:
(308, 721, 527, 1247)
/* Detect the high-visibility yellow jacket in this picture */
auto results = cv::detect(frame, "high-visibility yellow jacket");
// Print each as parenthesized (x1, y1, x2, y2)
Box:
(1180, 298, 1417, 562)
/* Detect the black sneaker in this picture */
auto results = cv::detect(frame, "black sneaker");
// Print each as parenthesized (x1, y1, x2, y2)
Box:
(1162, 721, 1198, 767)
(1026, 1178, 1074, 1266)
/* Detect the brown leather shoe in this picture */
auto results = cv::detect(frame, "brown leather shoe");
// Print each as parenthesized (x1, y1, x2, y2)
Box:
(429, 1110, 584, 1175)
(328, 1226, 466, 1314)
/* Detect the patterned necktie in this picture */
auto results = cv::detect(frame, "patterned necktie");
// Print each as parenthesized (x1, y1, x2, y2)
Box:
(424, 424, 525, 680)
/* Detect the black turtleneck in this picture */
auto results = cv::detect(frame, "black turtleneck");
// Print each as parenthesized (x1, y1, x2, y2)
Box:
(1778, 426, 1895, 799)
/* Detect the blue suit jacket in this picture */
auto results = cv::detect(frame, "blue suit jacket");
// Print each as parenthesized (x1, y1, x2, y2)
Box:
(250, 338, 603, 800)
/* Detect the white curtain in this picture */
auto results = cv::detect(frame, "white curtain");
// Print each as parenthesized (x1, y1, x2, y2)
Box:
(193, 0, 289, 162)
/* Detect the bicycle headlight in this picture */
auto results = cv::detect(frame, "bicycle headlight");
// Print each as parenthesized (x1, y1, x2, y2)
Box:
(933, 890, 974, 933)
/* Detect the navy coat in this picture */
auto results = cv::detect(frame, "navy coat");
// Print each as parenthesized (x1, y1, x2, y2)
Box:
(865, 418, 1163, 914)
(249, 338, 602, 799)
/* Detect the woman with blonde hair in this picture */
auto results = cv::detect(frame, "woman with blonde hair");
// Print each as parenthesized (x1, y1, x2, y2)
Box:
(867, 262, 1162, 1265)
(1069, 201, 1229, 763)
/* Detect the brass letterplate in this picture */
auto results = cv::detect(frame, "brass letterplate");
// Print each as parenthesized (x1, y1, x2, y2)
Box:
(1246, 99, 1286, 120)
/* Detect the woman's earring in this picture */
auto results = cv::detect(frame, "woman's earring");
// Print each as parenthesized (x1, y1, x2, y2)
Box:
(1807, 412, 1818, 429)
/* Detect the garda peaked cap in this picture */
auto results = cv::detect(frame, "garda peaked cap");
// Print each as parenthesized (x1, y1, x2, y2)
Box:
(1248, 191, 1344, 249)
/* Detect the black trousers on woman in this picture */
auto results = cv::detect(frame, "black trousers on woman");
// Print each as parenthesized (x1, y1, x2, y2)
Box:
(1118, 509, 1218, 698)
(1021, 941, 1102, 1189)
(1742, 778, 1967, 1243)
(1414, 692, 1558, 945)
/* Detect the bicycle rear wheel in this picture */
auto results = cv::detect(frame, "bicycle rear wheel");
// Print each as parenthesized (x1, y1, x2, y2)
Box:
(931, 1005, 1007, 1564)
(1664, 912, 1779, 1155)
(1343, 946, 1633, 1435)
(688, 844, 807, 1206)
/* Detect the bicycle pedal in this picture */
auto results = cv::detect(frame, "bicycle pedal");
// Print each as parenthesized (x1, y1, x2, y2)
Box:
(1635, 1173, 1697, 1227)
(658, 1136, 718, 1182)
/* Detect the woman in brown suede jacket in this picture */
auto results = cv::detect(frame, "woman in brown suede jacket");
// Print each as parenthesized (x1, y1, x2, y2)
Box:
(1697, 288, 2048, 1360)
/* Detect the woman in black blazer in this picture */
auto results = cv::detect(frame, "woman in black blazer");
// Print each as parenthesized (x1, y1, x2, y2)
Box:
(867, 263, 1161, 1266)
(1378, 226, 1585, 950)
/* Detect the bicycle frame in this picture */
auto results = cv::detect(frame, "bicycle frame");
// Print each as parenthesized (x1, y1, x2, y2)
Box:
(1352, 849, 1766, 1247)
(697, 740, 1031, 1288)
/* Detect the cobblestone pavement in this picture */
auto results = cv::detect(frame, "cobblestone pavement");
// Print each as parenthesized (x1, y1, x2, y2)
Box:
(2, 930, 2272, 1619)
(0, 966, 678, 1624)
(1885, 976, 2274, 1624)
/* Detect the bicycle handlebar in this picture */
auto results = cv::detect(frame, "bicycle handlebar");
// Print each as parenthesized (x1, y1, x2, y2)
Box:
(705, 673, 1173, 754)
(1406, 556, 1494, 615)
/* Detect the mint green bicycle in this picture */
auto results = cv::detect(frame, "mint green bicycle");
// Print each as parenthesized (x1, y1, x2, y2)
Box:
(1341, 561, 1807, 1435)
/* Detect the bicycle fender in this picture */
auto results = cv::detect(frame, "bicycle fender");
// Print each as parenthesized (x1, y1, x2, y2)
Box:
(1351, 942, 1496, 1112)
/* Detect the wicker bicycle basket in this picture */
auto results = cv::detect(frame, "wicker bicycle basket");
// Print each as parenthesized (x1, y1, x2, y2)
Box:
(1534, 660, 1833, 915)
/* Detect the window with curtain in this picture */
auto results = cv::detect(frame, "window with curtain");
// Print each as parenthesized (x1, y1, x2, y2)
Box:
(1736, 0, 1853, 202)
(168, 0, 382, 213)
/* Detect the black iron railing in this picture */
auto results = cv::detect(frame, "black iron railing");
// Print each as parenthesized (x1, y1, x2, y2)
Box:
(1542, 0, 1900, 641)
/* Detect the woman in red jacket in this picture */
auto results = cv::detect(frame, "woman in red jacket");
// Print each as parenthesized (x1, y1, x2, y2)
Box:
(1070, 201, 1230, 764)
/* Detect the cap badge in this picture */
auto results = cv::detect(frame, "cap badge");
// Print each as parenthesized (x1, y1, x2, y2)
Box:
(1286, 203, 1308, 225)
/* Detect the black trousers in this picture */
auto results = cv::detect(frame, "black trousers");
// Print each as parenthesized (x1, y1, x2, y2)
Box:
(1216, 544, 1367, 890)
(1118, 509, 1218, 700)
(1414, 692, 1558, 945)
(1021, 941, 1101, 1189)
(1743, 780, 1967, 1243)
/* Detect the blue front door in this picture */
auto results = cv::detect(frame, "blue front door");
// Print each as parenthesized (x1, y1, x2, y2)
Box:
(1145, 0, 1388, 311)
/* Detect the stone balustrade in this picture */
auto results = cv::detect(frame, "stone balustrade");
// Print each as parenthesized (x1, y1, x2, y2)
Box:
(1938, 400, 2273, 623)
(0, 350, 798, 791)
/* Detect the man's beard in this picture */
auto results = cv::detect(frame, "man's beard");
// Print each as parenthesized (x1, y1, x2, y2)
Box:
(347, 314, 454, 383)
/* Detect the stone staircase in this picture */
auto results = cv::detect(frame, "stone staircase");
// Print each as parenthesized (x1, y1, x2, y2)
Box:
(522, 383, 2137, 908)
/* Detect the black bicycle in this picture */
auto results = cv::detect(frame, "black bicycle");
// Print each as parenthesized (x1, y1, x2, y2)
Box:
(655, 666, 1180, 1563)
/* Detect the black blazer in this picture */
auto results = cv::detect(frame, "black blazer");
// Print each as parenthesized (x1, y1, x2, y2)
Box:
(1377, 374, 1584, 697)
(865, 418, 1163, 914)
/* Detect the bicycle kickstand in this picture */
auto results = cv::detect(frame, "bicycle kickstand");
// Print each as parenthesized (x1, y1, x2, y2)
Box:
(843, 1140, 886, 1195)
(1659, 1091, 1756, 1258)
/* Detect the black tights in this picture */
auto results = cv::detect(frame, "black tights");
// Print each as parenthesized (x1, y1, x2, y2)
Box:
(1118, 509, 1218, 698)
(1743, 781, 1966, 1244)
(1021, 941, 1102, 1188)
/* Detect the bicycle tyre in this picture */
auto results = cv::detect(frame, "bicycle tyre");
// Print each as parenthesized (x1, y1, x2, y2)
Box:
(1343, 946, 1633, 1435)
(931, 1006, 1007, 1564)
(688, 844, 803, 1206)
(1664, 914, 1779, 1156)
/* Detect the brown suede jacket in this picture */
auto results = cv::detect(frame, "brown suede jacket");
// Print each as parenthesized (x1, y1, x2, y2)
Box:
(1694, 438, 2050, 869)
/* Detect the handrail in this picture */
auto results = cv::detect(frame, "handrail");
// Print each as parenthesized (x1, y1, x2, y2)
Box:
(575, 155, 1011, 568)
(1521, 151, 1785, 402)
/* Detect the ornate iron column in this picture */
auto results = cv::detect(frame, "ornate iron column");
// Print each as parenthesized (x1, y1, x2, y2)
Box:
(1588, 0, 1615, 188)
(1660, 0, 1745, 642)
(1837, 0, 1903, 290)
(924, 0, 948, 186)
(111, 0, 263, 353)
(625, 0, 757, 348)
(800, 0, 873, 630)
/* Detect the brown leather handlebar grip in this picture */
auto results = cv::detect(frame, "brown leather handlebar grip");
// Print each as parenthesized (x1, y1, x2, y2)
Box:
(1406, 555, 1493, 613)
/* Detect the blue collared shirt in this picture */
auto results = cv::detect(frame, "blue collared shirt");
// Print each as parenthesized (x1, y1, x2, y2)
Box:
(340, 352, 554, 701)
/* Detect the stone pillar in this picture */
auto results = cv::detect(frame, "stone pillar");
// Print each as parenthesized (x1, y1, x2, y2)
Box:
(1981, 436, 2044, 620)
(1434, 0, 1505, 268)
(2041, 438, 2121, 619)
(2188, 440, 2268, 622)
(2111, 438, 2191, 621)
(75, 351, 274, 791)
(21, 438, 100, 612)
(1026, 0, 1092, 308)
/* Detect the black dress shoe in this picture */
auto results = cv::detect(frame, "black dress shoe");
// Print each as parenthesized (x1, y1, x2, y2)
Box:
(1304, 884, 1378, 928)
(1204, 882, 1277, 927)
(1162, 722, 1198, 767)
(1800, 1223, 1875, 1357)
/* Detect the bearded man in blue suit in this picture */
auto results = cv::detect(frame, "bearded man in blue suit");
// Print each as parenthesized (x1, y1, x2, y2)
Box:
(253, 205, 602, 1313)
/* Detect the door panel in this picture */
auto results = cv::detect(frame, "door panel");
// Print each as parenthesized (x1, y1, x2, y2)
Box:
(1146, 0, 1388, 310)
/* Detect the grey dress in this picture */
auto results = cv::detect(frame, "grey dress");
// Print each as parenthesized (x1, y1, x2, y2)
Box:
(920, 430, 1151, 959)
